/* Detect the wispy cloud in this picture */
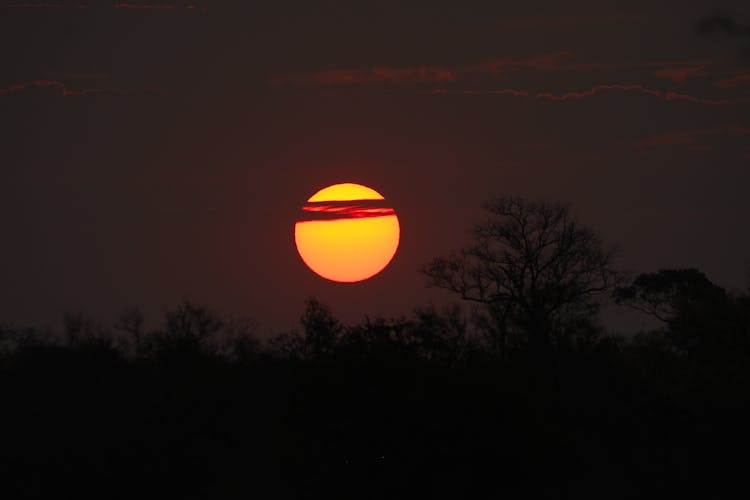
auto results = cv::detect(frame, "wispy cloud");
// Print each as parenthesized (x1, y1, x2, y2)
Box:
(638, 124, 750, 151)
(0, 79, 148, 96)
(714, 72, 750, 88)
(272, 53, 718, 87)
(271, 51, 749, 107)
(653, 65, 708, 84)
(430, 84, 748, 106)
(466, 55, 716, 81)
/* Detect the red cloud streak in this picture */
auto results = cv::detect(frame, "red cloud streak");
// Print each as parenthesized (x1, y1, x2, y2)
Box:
(272, 54, 715, 86)
(653, 65, 707, 84)
(431, 84, 749, 105)
(0, 79, 139, 96)
(714, 73, 750, 88)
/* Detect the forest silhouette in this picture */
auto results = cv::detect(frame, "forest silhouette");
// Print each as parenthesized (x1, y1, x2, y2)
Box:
(2, 196, 749, 498)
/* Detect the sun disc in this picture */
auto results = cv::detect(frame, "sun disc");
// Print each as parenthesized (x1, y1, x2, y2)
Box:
(294, 183, 400, 282)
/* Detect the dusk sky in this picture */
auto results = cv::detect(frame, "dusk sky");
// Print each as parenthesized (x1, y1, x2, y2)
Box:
(2, 0, 749, 334)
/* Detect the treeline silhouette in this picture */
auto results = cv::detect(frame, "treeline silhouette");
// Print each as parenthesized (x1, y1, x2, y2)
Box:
(2, 197, 749, 499)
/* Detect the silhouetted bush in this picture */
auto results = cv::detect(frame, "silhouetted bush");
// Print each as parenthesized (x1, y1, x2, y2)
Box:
(1, 288, 748, 498)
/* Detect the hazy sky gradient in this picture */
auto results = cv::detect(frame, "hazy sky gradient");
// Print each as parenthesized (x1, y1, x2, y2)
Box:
(1, 0, 749, 333)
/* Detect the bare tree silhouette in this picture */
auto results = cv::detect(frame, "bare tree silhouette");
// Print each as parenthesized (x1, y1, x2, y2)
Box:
(422, 196, 619, 354)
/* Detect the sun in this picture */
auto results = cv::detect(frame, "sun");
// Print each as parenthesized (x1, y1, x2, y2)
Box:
(294, 183, 400, 283)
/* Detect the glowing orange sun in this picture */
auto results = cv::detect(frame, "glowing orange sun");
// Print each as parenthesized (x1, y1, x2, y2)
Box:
(294, 183, 400, 282)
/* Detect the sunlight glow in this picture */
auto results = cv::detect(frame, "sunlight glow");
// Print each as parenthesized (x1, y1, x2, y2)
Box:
(295, 183, 399, 283)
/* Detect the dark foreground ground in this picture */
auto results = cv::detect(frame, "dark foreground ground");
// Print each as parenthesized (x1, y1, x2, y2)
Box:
(2, 302, 749, 499)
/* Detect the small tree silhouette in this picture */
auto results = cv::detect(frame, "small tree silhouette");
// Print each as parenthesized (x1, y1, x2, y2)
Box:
(220, 317, 261, 362)
(408, 305, 472, 365)
(614, 268, 738, 354)
(422, 196, 619, 354)
(270, 298, 342, 360)
(153, 301, 223, 358)
(613, 269, 722, 323)
(62, 312, 111, 350)
(115, 307, 145, 355)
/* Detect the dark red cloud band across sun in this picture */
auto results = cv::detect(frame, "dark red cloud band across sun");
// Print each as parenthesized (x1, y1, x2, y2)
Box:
(299, 200, 397, 222)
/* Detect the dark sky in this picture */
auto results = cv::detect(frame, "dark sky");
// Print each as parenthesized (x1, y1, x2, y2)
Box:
(1, 0, 749, 334)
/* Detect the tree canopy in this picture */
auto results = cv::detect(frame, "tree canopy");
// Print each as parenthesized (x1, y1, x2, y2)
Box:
(422, 196, 619, 353)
